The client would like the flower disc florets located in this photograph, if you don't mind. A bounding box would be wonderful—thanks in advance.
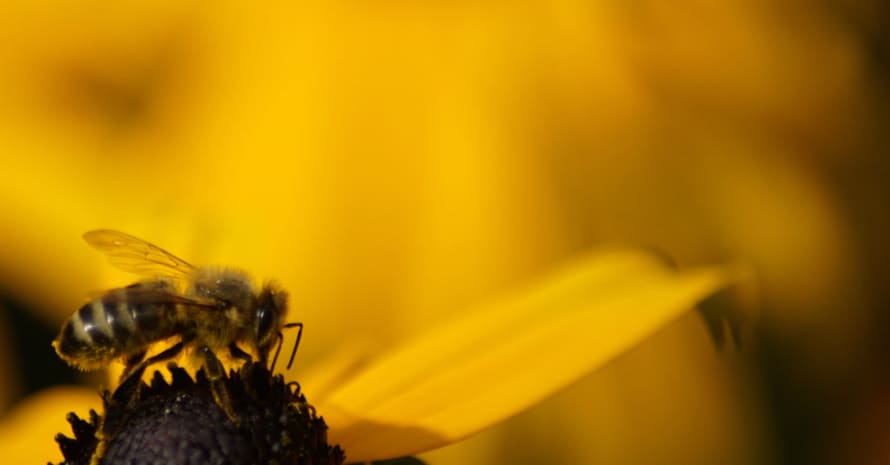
[52,362,344,465]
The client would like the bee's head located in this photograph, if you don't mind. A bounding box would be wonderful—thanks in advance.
[255,283,289,360]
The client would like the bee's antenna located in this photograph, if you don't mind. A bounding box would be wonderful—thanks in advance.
[270,322,304,372]
[284,322,303,370]
[270,332,285,372]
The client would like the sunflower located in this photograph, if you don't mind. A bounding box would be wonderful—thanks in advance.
[0,241,737,464]
[0,1,873,464]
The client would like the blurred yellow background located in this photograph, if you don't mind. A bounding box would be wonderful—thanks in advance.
[1,1,887,464]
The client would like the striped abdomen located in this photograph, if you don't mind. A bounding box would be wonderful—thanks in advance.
[54,288,179,370]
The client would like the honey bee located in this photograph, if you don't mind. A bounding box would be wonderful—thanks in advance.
[52,229,301,419]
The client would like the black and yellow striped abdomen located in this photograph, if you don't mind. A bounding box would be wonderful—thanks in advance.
[53,289,179,370]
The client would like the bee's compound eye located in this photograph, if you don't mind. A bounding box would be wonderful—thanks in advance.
[256,293,278,341]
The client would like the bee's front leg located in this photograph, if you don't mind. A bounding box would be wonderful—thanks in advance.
[199,345,239,424]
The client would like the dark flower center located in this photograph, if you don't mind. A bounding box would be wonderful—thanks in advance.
[53,362,344,465]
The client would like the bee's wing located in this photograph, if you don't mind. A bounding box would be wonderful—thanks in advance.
[83,229,196,280]
[101,282,218,308]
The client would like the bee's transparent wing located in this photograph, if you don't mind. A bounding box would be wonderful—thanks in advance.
[83,229,196,279]
[100,282,218,308]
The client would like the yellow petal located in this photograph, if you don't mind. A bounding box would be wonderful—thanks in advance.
[307,249,738,461]
[0,386,102,464]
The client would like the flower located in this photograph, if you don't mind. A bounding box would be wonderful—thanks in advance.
[56,363,346,465]
[1,1,869,463]
[0,246,737,464]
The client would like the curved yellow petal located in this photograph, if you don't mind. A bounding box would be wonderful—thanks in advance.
[0,386,102,464]
[310,249,738,462]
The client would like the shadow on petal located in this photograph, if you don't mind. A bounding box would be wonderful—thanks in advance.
[324,407,447,464]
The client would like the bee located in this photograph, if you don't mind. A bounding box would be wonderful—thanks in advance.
[52,229,301,419]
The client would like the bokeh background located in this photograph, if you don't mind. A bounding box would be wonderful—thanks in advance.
[1,1,888,464]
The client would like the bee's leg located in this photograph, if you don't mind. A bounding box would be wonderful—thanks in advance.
[112,342,185,406]
[199,345,239,424]
[119,349,148,383]
[227,342,252,363]
[102,342,184,437]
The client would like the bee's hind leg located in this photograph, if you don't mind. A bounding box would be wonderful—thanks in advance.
[118,349,147,383]
[112,343,185,406]
[104,342,185,435]
[228,342,252,363]
[199,345,239,424]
